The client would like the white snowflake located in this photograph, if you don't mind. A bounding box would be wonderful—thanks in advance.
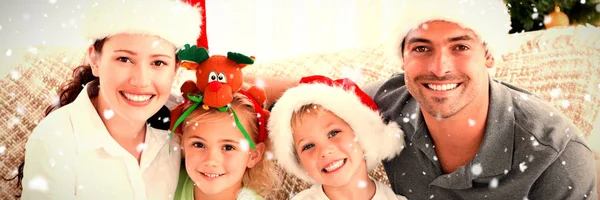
[508,106,513,112]
[471,163,483,176]
[504,147,508,152]
[420,23,428,30]
[254,78,265,89]
[0,24,2,31]
[403,117,409,123]
[531,13,539,19]
[504,169,509,174]
[162,117,170,123]
[550,88,561,99]
[596,4,600,12]
[561,161,566,165]
[48,0,57,4]
[8,117,21,128]
[358,180,367,188]
[520,93,529,100]
[532,140,539,147]
[5,49,12,56]
[528,155,535,162]
[425,143,429,148]
[239,139,250,152]
[10,70,20,80]
[103,109,114,119]
[489,178,499,188]
[0,145,6,155]
[584,94,591,101]
[430,194,435,199]
[468,119,476,127]
[62,57,68,63]
[581,0,586,4]
[433,156,438,161]
[410,113,417,119]
[136,143,146,152]
[568,185,572,190]
[152,41,160,48]
[231,122,236,127]
[265,151,274,160]
[28,176,49,192]
[519,162,528,172]
[549,112,554,117]
[561,100,570,108]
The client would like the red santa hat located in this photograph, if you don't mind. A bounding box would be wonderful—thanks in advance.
[268,75,405,184]
[81,0,202,49]
[388,0,512,61]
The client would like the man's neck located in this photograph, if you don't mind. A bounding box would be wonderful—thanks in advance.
[322,164,376,200]
[421,90,490,174]
[193,183,243,200]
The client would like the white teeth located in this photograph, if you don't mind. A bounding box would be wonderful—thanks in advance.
[122,93,152,102]
[324,159,345,172]
[427,83,458,91]
[201,172,223,178]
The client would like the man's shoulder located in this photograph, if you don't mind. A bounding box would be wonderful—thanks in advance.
[363,73,414,113]
[498,80,588,152]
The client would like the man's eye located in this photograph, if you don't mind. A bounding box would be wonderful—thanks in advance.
[192,142,204,148]
[222,145,235,151]
[328,130,341,138]
[454,45,470,51]
[117,57,132,63]
[413,46,429,52]
[302,143,315,151]
[153,60,167,66]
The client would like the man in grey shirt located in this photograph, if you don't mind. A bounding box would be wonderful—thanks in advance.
[364,0,598,199]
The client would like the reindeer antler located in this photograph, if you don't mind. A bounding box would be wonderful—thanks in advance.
[177,44,210,63]
[227,52,255,65]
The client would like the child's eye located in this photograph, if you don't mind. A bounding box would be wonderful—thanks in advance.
[117,57,132,63]
[153,60,167,66]
[222,145,235,151]
[302,143,315,151]
[328,130,341,138]
[192,142,204,148]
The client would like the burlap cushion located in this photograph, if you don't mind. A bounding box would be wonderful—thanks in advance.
[1,26,598,199]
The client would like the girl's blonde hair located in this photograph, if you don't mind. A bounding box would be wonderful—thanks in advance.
[181,92,279,197]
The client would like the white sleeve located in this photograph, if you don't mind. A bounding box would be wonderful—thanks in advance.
[21,138,76,200]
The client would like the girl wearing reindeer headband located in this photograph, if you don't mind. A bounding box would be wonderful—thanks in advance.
[20,0,201,199]
[170,45,277,200]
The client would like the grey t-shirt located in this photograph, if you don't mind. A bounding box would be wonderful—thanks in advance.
[366,73,597,200]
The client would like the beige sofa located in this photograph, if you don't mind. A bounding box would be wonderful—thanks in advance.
[1,26,599,199]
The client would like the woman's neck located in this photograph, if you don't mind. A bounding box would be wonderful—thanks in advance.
[322,163,376,200]
[92,96,146,163]
[193,182,243,200]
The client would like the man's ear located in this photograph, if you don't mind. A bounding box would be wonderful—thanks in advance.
[246,142,265,168]
[485,53,495,69]
[87,46,100,77]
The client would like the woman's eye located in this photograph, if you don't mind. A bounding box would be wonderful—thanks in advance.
[222,145,235,151]
[302,143,315,151]
[328,130,341,138]
[413,46,429,53]
[117,57,132,63]
[153,60,167,66]
[192,142,204,148]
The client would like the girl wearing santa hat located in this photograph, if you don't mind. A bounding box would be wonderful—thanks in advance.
[20,0,202,199]
[268,75,408,200]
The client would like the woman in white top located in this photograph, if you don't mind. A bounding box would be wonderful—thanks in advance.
[19,0,202,199]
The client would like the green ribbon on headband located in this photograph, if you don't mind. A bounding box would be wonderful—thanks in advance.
[169,93,257,153]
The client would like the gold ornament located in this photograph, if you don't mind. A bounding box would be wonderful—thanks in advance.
[544,5,569,29]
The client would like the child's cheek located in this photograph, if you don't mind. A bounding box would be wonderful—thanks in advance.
[185,150,205,168]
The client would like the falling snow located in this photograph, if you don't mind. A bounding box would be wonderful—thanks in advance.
[471,163,483,176]
[0,24,2,31]
[596,4,600,12]
[508,106,513,112]
[520,93,529,100]
[62,57,68,63]
[433,156,438,161]
[239,139,249,152]
[6,49,12,56]
[358,180,367,188]
[152,41,160,48]
[519,162,528,172]
[489,178,499,188]
[568,185,572,190]
[162,117,170,123]
[231,122,236,127]
[103,109,115,119]
[531,13,539,19]
[422,171,426,175]
[550,88,561,99]
[265,151,274,160]
[410,113,417,119]
[403,117,409,123]
[0,146,6,155]
[430,194,435,199]
[468,119,476,127]
[28,176,49,192]
[561,100,570,108]
[8,117,21,128]
[504,169,509,174]
[49,0,57,4]
[584,94,591,101]
[136,143,146,152]
[562,161,566,165]
[581,0,586,4]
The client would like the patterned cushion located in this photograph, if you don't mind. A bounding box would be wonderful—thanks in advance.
[1,26,599,199]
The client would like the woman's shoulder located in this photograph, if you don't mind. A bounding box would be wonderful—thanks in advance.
[29,104,76,141]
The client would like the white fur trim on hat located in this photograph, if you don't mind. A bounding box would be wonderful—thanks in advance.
[268,83,405,184]
[386,0,511,61]
[81,0,201,49]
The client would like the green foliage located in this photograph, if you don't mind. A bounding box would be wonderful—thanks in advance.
[505,0,600,33]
